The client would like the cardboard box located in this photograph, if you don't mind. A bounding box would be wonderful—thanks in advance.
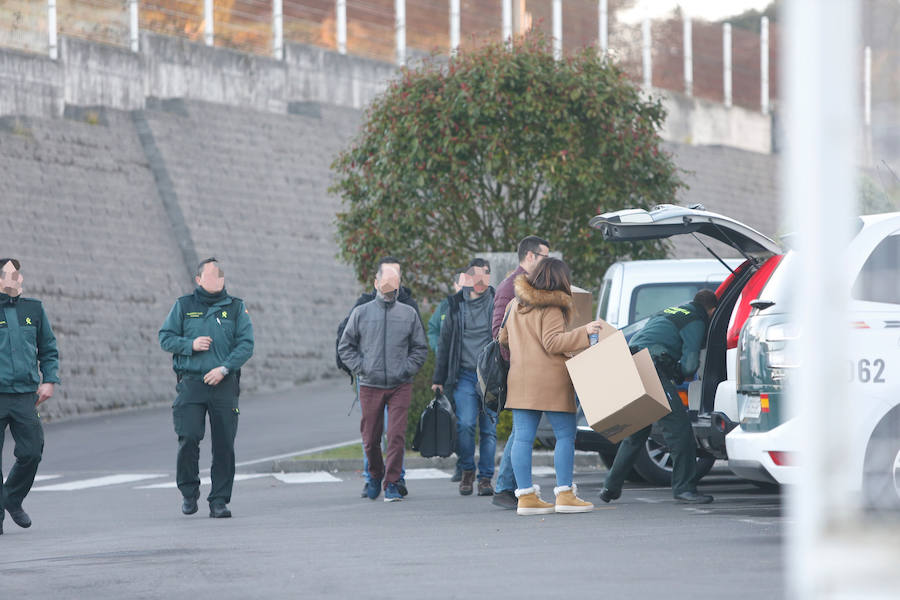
[566,330,671,443]
[569,285,594,330]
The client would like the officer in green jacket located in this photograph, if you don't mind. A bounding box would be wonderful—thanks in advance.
[0,258,60,535]
[599,289,718,505]
[159,258,253,519]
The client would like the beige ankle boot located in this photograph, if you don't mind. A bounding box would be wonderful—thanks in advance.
[554,484,594,513]
[515,485,555,516]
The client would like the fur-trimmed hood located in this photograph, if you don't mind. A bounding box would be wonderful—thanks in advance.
[514,274,574,322]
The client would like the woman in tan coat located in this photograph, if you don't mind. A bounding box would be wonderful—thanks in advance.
[499,258,606,515]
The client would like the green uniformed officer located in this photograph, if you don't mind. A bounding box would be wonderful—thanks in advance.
[0,258,60,535]
[599,289,718,505]
[159,258,253,519]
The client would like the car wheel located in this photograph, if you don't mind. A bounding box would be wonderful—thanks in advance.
[632,439,716,487]
[863,408,900,511]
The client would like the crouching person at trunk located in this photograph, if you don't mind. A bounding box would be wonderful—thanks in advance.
[499,258,606,516]
[338,264,428,502]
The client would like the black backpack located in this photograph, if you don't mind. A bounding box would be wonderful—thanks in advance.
[477,308,510,414]
[412,391,457,458]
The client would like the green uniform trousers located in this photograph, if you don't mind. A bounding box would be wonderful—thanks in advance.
[0,392,44,521]
[173,376,239,505]
[603,360,698,497]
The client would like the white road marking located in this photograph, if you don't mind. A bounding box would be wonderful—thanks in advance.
[34,474,61,482]
[402,468,449,480]
[232,439,361,468]
[136,473,270,489]
[532,466,556,476]
[272,472,342,484]
[33,474,166,491]
[740,518,776,526]
[635,497,665,503]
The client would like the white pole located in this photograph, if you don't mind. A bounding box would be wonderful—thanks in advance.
[129,0,139,52]
[552,0,562,60]
[683,15,693,96]
[395,0,406,66]
[642,18,652,89]
[784,1,859,599]
[450,0,460,54]
[723,23,732,107]
[502,0,512,45]
[761,15,769,114]
[864,46,871,126]
[48,0,57,59]
[336,0,347,55]
[599,0,608,56]
[273,0,283,59]
[204,0,214,47]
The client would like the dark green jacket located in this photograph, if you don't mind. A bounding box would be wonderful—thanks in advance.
[629,301,708,379]
[159,290,254,378]
[0,294,60,393]
[426,297,450,355]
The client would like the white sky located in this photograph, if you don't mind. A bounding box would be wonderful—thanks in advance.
[618,0,773,24]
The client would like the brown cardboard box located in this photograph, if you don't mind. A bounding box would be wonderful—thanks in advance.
[569,285,594,330]
[565,330,671,443]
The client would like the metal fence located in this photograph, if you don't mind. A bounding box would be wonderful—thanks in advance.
[1,0,787,112]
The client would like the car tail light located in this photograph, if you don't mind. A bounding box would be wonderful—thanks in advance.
[678,390,688,407]
[726,255,784,349]
[768,451,794,466]
[760,393,770,413]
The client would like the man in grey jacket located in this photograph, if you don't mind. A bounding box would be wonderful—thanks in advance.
[338,264,428,502]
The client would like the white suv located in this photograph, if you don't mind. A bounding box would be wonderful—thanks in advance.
[727,212,900,508]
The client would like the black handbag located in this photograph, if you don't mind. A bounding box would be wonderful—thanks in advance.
[412,391,458,458]
[477,308,511,414]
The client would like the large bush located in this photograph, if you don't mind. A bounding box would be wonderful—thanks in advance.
[332,31,682,296]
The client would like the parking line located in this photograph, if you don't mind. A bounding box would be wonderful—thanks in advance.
[33,474,166,491]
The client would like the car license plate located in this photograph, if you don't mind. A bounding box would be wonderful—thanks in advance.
[742,396,761,421]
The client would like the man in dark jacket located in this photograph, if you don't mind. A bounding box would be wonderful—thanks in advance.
[159,258,254,518]
[339,256,421,497]
[427,269,465,354]
[339,264,428,502]
[599,290,718,505]
[490,236,550,509]
[0,258,60,535]
[432,258,496,497]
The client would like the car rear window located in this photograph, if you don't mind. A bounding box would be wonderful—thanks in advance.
[853,233,900,305]
[629,282,721,324]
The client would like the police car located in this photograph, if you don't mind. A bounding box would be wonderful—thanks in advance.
[727,212,900,508]
[587,204,784,482]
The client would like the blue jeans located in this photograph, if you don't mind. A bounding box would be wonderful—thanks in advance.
[454,369,496,479]
[495,429,516,492]
[511,409,576,490]
[360,383,406,484]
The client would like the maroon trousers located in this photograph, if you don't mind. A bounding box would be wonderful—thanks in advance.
[359,383,412,488]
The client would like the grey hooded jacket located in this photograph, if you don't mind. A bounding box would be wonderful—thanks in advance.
[338,296,428,389]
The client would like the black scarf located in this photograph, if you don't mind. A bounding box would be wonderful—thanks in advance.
[193,286,228,306]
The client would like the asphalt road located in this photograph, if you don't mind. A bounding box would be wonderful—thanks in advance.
[0,379,785,599]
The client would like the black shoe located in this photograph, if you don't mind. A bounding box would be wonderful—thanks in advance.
[491,490,518,510]
[7,506,31,528]
[674,491,714,504]
[361,483,369,498]
[181,497,198,515]
[397,479,408,497]
[450,466,462,482]
[209,503,232,518]
[598,487,621,503]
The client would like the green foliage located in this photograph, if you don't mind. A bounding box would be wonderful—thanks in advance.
[332,30,682,296]
[858,175,900,215]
